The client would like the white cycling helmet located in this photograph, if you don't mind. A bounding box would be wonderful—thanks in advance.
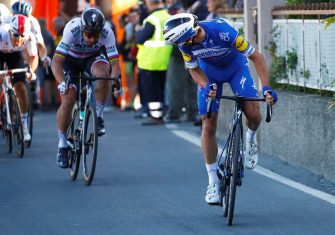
[9,14,31,37]
[163,13,200,45]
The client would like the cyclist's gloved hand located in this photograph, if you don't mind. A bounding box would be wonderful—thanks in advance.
[262,86,278,104]
[58,81,67,95]
[205,83,217,98]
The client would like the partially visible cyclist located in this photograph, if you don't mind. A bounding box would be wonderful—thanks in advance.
[0,3,10,26]
[163,13,278,205]
[0,14,37,142]
[10,1,51,108]
[51,8,121,169]
[10,1,50,67]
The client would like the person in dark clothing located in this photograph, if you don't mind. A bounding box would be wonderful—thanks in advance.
[38,18,57,110]
[135,0,172,125]
[181,0,208,20]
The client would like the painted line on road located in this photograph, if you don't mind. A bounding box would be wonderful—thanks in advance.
[171,129,335,206]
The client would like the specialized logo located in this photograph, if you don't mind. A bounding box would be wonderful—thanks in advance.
[219,32,229,41]
[240,76,246,90]
[234,35,249,52]
[92,13,97,22]
[181,52,192,62]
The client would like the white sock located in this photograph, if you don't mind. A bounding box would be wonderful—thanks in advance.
[96,101,105,118]
[206,163,219,185]
[246,128,257,143]
[21,113,28,130]
[58,131,67,148]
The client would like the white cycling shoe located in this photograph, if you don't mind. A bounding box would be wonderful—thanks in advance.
[23,128,31,142]
[205,182,220,205]
[245,141,258,169]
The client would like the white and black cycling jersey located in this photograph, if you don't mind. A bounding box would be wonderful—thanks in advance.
[0,29,37,56]
[55,18,119,62]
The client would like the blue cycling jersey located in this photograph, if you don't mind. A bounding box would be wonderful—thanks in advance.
[179,18,255,73]
[178,18,258,115]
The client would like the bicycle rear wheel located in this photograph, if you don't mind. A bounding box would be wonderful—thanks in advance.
[227,124,242,226]
[25,83,33,148]
[82,104,98,185]
[68,105,80,181]
[9,91,24,158]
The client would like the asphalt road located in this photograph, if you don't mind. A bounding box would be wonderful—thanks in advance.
[0,109,334,235]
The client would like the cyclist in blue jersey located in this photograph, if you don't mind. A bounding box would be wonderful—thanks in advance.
[163,13,278,205]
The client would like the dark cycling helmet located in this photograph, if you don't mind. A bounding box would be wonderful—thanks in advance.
[12,1,32,17]
[163,13,200,45]
[81,8,105,33]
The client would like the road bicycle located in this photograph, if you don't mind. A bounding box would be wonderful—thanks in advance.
[65,71,120,185]
[0,68,29,157]
[207,95,272,226]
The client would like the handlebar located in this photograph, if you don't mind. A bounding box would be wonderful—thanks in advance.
[64,72,121,93]
[206,95,273,123]
[0,67,29,76]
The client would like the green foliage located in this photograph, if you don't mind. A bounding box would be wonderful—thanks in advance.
[324,16,335,30]
[286,49,298,71]
[303,70,311,79]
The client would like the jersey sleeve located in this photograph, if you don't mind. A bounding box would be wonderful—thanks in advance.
[101,23,119,63]
[218,19,255,57]
[54,20,77,58]
[29,16,44,44]
[26,33,38,56]
[178,45,198,69]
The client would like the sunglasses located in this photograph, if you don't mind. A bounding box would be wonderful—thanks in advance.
[11,31,25,38]
[83,31,101,39]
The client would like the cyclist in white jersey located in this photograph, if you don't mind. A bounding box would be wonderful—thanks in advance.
[11,1,50,66]
[0,3,10,26]
[0,14,37,141]
[51,8,121,169]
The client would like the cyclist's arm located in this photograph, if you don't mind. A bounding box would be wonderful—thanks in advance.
[189,67,209,89]
[110,59,120,78]
[248,50,270,88]
[51,54,66,84]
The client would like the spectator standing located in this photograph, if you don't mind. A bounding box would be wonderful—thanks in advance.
[52,16,66,46]
[136,0,172,125]
[124,8,140,110]
[164,0,198,123]
[206,0,227,20]
[181,0,208,20]
[38,18,57,110]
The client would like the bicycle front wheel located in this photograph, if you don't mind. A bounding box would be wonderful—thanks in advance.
[0,100,12,153]
[9,91,24,158]
[227,124,242,226]
[68,105,80,181]
[82,104,98,185]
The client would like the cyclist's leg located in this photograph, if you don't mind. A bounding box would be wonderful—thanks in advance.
[86,52,111,135]
[198,82,222,204]
[229,61,260,169]
[6,52,30,141]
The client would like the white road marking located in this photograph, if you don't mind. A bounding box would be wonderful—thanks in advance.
[171,129,335,206]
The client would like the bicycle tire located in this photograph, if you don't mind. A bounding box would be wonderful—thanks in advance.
[0,100,12,153]
[68,106,80,181]
[227,124,242,226]
[223,134,234,217]
[9,91,24,158]
[25,83,33,148]
[82,104,98,185]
